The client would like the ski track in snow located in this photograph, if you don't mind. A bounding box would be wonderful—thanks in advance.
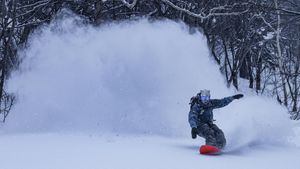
[1,12,300,169]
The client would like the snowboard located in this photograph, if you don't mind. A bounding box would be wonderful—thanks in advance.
[199,145,221,155]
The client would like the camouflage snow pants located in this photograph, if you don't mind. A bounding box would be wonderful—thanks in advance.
[197,123,226,149]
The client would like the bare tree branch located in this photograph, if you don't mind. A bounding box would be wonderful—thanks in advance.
[161,0,249,21]
[16,0,52,10]
[119,0,138,9]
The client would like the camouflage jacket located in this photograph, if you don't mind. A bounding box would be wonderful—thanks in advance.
[188,96,234,128]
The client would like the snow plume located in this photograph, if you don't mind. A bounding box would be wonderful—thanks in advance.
[4,11,295,147]
[6,13,224,135]
[217,96,294,150]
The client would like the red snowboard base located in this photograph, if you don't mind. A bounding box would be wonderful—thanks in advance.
[199,145,221,155]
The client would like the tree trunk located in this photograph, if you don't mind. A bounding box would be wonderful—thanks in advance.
[239,56,249,80]
[222,38,230,86]
[247,55,253,89]
[256,55,262,92]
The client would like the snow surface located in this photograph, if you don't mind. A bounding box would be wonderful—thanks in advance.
[0,133,299,169]
[1,12,300,169]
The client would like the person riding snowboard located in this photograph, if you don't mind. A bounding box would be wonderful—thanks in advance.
[188,89,243,149]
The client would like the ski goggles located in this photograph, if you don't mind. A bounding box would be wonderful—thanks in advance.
[200,95,210,101]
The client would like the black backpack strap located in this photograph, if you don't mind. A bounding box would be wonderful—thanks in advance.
[189,96,199,109]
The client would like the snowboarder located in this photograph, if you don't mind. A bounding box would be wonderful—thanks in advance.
[188,89,243,149]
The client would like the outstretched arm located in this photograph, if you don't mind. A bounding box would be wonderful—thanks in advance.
[211,97,234,109]
[211,94,244,109]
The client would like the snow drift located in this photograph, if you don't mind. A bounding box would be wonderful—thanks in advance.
[4,12,295,148]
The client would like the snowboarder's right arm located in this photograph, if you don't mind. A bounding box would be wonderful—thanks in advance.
[188,104,199,128]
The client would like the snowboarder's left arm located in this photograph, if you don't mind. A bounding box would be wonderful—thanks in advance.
[211,94,244,109]
[211,97,234,109]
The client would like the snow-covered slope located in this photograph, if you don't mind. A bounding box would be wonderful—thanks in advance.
[0,133,299,169]
[1,13,299,169]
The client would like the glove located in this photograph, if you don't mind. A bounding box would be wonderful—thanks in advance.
[191,127,198,139]
[232,94,244,100]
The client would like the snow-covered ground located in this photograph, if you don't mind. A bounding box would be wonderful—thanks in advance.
[1,12,300,169]
[0,133,299,169]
